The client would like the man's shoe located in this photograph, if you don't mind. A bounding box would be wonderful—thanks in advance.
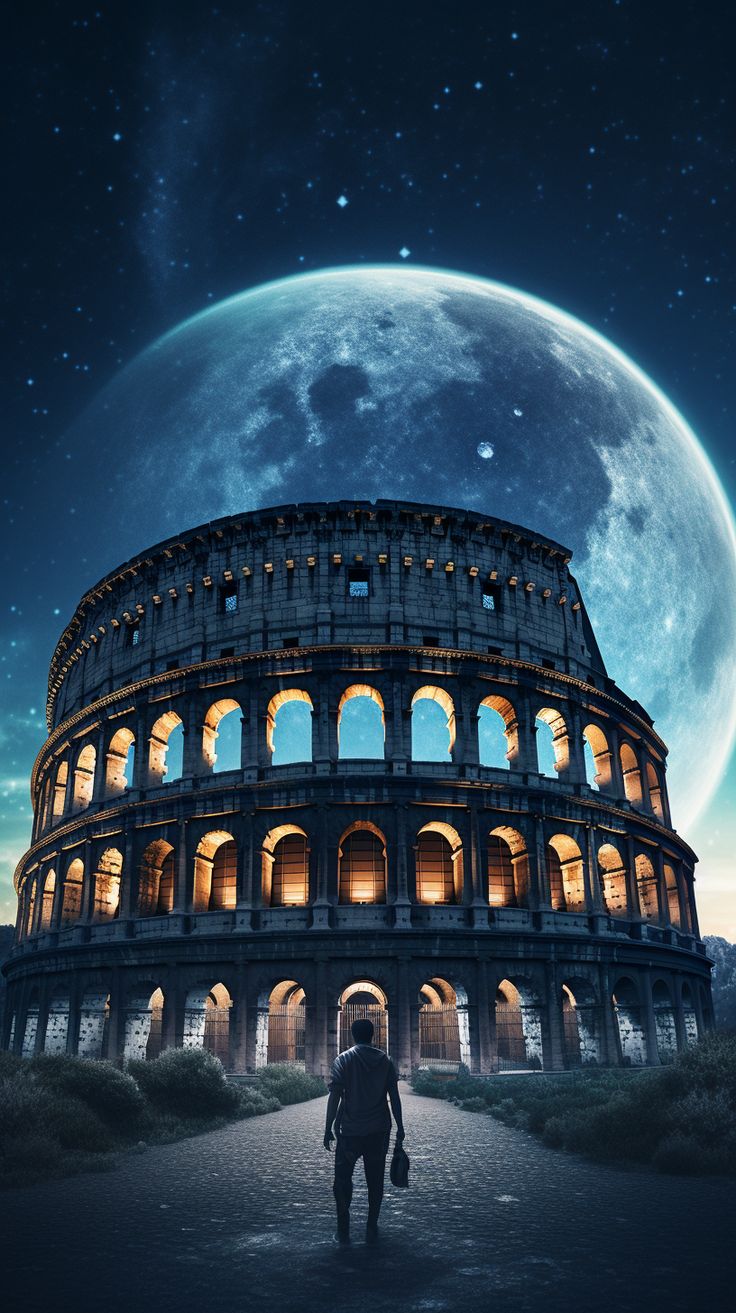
[365,1223,379,1245]
[333,1230,350,1248]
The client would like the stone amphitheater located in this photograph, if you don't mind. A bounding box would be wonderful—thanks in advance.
[2,499,713,1074]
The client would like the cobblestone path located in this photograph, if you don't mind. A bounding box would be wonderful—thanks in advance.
[2,1086,734,1313]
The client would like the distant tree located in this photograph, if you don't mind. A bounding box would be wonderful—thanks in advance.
[704,937,736,1031]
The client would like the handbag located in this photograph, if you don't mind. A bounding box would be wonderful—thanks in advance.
[390,1140,410,1188]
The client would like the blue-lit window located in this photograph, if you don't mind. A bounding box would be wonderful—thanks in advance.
[482,592,495,611]
[131,625,141,646]
[348,568,370,599]
[222,587,238,614]
[482,584,501,612]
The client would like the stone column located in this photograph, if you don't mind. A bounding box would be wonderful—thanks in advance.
[91,724,108,808]
[106,966,125,1063]
[637,746,653,813]
[230,964,248,1072]
[238,811,255,909]
[475,959,493,1074]
[606,726,626,800]
[51,863,66,930]
[310,957,329,1078]
[624,835,642,923]
[394,956,412,1076]
[600,964,620,1066]
[529,814,547,910]
[652,847,669,926]
[584,823,605,914]
[81,837,95,922]
[642,974,661,1066]
[386,678,409,770]
[183,696,207,778]
[543,964,565,1071]
[120,829,137,920]
[311,806,331,929]
[514,692,539,774]
[175,819,189,912]
[685,868,700,939]
[392,805,411,928]
[132,710,150,790]
[565,708,588,787]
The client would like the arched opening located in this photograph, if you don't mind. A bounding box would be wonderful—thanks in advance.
[487,826,530,907]
[338,823,387,904]
[635,853,659,921]
[561,980,601,1067]
[52,760,68,822]
[123,985,165,1061]
[60,857,84,926]
[411,685,455,762]
[619,741,643,806]
[478,695,518,769]
[495,979,543,1070]
[39,869,56,931]
[149,711,184,784]
[597,843,628,918]
[92,848,123,922]
[267,689,313,765]
[77,989,110,1059]
[418,977,470,1070]
[415,823,463,904]
[105,726,135,796]
[73,743,96,811]
[663,863,681,928]
[193,831,237,912]
[183,982,233,1066]
[535,707,569,777]
[546,834,586,913]
[44,988,70,1055]
[681,982,699,1045]
[652,981,677,1063]
[263,980,306,1066]
[646,761,665,820]
[203,698,242,773]
[262,826,310,906]
[612,977,647,1065]
[582,723,611,791]
[338,980,388,1054]
[138,840,175,916]
[337,684,385,759]
[21,990,40,1058]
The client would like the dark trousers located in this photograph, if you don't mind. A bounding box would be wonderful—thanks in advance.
[333,1129,390,1233]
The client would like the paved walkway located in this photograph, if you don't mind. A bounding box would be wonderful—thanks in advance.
[1,1086,734,1313]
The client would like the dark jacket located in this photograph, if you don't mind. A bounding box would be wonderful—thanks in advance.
[328,1044,398,1136]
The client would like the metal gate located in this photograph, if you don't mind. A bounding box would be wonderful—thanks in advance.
[339,1002,387,1053]
[203,1006,231,1066]
[495,1003,543,1071]
[419,1004,461,1067]
[267,1005,306,1065]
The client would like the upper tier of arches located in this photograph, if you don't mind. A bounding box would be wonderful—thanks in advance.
[31,676,671,842]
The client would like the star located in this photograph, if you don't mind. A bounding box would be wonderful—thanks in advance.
[336,194,349,208]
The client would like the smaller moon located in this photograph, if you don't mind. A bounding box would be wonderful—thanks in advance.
[477,441,495,459]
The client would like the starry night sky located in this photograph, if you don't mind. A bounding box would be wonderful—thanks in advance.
[2,1,734,930]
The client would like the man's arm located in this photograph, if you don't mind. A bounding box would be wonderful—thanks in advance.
[323,1088,341,1151]
[388,1063,405,1142]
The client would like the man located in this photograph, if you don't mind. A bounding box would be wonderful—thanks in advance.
[323,1016,405,1247]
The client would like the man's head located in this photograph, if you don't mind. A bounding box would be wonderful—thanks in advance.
[351,1017,374,1045]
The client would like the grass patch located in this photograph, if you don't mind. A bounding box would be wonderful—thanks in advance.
[0,1049,323,1190]
[411,1032,736,1176]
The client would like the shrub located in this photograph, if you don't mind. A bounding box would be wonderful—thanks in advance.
[32,1055,144,1132]
[255,1064,326,1105]
[238,1086,282,1117]
[128,1047,240,1119]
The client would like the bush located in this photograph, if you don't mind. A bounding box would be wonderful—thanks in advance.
[255,1064,326,1105]
[239,1086,282,1117]
[33,1055,144,1132]
[128,1047,240,1119]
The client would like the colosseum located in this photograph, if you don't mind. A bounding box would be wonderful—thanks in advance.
[2,499,713,1075]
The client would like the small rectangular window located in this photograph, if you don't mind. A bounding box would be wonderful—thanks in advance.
[282,636,298,649]
[348,567,370,599]
[129,623,141,647]
[542,659,556,671]
[222,586,238,614]
[482,584,501,612]
[166,659,179,671]
[423,635,439,647]
[220,647,235,658]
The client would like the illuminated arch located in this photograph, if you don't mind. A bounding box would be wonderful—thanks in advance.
[646,760,665,820]
[193,831,237,912]
[39,869,56,931]
[619,741,643,806]
[338,822,387,904]
[635,852,659,921]
[411,685,456,760]
[51,760,68,822]
[138,839,175,916]
[415,821,463,904]
[262,824,310,906]
[105,726,135,796]
[597,842,628,917]
[487,825,530,907]
[582,723,611,791]
[149,710,184,783]
[202,698,242,772]
[60,857,84,925]
[337,684,385,759]
[546,833,586,913]
[93,847,123,922]
[72,742,96,811]
[267,688,313,763]
[478,694,518,768]
[535,707,570,776]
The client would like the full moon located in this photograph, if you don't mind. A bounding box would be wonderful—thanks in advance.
[69,266,736,828]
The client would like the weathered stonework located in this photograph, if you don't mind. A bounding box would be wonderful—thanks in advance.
[1,500,713,1075]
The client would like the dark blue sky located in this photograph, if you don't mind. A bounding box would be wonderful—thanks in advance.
[1,0,734,928]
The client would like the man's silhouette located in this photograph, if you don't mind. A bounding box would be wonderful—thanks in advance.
[323,1017,405,1246]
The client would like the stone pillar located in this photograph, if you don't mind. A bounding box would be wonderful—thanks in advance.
[392,805,411,928]
[91,724,108,808]
[230,964,248,1072]
[529,814,547,910]
[183,696,207,778]
[120,829,136,920]
[624,835,642,922]
[600,964,620,1066]
[584,823,605,914]
[35,978,51,1055]
[637,746,653,813]
[311,806,331,928]
[238,811,255,909]
[515,693,539,773]
[386,679,409,770]
[394,956,412,1076]
[106,966,125,1063]
[175,819,188,912]
[310,957,329,1078]
[606,726,626,801]
[566,708,588,788]
[81,837,95,922]
[685,868,700,939]
[51,863,65,930]
[475,959,493,1074]
[67,974,84,1056]
[543,964,565,1071]
[132,710,150,790]
[642,974,661,1066]
[652,847,669,926]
